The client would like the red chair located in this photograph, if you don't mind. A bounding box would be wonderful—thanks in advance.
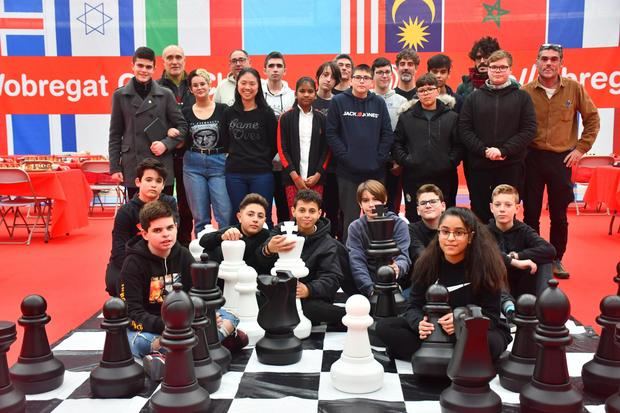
[572,155,615,215]
[80,160,127,216]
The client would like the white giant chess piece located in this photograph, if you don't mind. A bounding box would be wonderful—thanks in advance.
[218,240,246,313]
[188,225,216,261]
[271,221,311,339]
[330,295,384,393]
[234,264,264,346]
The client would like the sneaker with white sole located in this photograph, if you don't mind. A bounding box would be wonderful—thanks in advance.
[143,352,166,381]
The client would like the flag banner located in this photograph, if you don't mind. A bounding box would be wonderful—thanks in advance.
[548,0,619,49]
[385,0,442,52]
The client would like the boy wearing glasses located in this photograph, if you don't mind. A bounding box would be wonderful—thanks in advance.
[522,43,600,279]
[393,73,462,222]
[408,184,446,266]
[326,64,394,242]
[459,49,537,224]
[215,49,251,106]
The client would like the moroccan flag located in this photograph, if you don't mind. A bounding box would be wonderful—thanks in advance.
[385,0,443,53]
[444,0,546,53]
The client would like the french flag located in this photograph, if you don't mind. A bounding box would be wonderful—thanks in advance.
[547,0,619,48]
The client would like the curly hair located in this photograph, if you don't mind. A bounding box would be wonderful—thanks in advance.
[468,36,501,61]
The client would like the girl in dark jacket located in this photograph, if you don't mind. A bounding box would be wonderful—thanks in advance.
[277,77,330,216]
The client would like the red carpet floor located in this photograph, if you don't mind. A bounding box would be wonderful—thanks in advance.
[1,205,619,366]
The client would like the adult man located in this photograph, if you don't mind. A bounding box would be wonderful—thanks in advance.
[214,49,251,106]
[371,57,407,214]
[333,54,354,94]
[456,36,500,99]
[109,47,187,199]
[262,51,295,225]
[427,54,463,113]
[394,48,420,101]
[158,45,194,246]
[326,64,393,242]
[459,50,537,224]
[523,44,600,279]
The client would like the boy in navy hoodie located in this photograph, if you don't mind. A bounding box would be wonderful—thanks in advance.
[326,64,394,242]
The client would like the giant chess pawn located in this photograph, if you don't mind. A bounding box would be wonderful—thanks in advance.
[368,265,398,347]
[440,306,501,413]
[189,253,231,374]
[235,265,264,346]
[9,295,64,394]
[582,294,620,396]
[90,297,144,398]
[520,279,583,413]
[615,261,620,296]
[150,284,210,413]
[218,240,246,313]
[412,283,454,378]
[256,270,302,365]
[188,226,215,261]
[191,296,222,394]
[330,295,384,393]
[0,321,25,413]
[498,294,538,392]
[604,322,620,412]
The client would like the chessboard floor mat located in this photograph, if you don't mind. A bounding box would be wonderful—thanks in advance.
[17,302,611,413]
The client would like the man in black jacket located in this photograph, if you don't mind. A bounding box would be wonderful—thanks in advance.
[459,50,537,223]
[261,190,346,325]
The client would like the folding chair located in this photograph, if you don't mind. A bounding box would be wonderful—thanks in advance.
[80,160,127,216]
[572,155,615,215]
[0,168,51,245]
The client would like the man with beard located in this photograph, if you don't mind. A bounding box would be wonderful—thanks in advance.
[456,36,501,99]
[394,48,419,101]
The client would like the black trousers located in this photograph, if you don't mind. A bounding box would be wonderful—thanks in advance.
[323,172,343,240]
[273,171,289,224]
[402,171,457,223]
[385,167,403,215]
[174,153,193,246]
[375,316,508,361]
[523,149,573,260]
[301,299,346,326]
[467,162,524,224]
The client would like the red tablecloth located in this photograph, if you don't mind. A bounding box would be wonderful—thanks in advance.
[6,169,92,238]
[583,166,620,211]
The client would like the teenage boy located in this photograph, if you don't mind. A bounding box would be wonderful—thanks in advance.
[488,184,556,298]
[427,53,463,113]
[121,201,245,362]
[106,158,178,297]
[408,184,446,265]
[108,46,187,199]
[333,54,354,94]
[347,180,411,297]
[215,49,251,106]
[261,190,346,325]
[199,193,272,273]
[326,64,393,242]
[394,48,420,100]
[315,61,341,116]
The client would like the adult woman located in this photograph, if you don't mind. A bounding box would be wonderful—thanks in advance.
[182,68,232,235]
[376,207,511,361]
[221,67,278,227]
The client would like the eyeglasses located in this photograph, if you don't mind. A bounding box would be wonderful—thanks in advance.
[417,87,438,95]
[267,63,284,69]
[230,57,247,64]
[418,198,441,206]
[474,54,489,61]
[539,43,563,53]
[488,65,510,72]
[374,70,392,77]
[438,229,471,240]
[352,75,372,82]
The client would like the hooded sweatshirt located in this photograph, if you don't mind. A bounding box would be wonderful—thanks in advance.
[326,89,394,181]
[262,79,295,118]
[486,218,556,268]
[372,89,408,131]
[120,237,194,334]
[214,73,237,107]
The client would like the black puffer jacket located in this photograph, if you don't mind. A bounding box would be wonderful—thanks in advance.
[459,82,537,170]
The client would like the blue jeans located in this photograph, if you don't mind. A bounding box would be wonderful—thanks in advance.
[183,151,232,235]
[226,172,274,227]
[126,309,239,358]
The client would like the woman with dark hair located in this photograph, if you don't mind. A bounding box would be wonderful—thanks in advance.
[221,67,278,227]
[375,207,511,361]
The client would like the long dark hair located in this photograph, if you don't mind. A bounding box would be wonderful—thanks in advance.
[413,207,507,294]
[232,67,270,112]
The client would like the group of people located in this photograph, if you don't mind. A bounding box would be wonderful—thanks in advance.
[107,36,600,364]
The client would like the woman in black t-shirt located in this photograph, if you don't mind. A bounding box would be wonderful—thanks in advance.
[182,68,232,235]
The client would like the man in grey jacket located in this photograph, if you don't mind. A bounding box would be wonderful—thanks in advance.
[108,47,187,198]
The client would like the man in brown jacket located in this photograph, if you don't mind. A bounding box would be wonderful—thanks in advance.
[523,43,600,279]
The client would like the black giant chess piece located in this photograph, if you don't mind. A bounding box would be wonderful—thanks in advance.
[440,306,502,413]
[604,322,620,412]
[9,295,64,394]
[150,283,210,413]
[366,204,406,313]
[520,279,583,413]
[368,265,398,347]
[498,294,538,392]
[189,253,231,373]
[615,261,620,296]
[582,293,620,396]
[191,296,222,394]
[90,297,144,398]
[0,321,25,413]
[412,283,454,378]
[256,270,302,365]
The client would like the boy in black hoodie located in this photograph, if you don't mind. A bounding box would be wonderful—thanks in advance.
[488,184,556,298]
[261,189,346,325]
